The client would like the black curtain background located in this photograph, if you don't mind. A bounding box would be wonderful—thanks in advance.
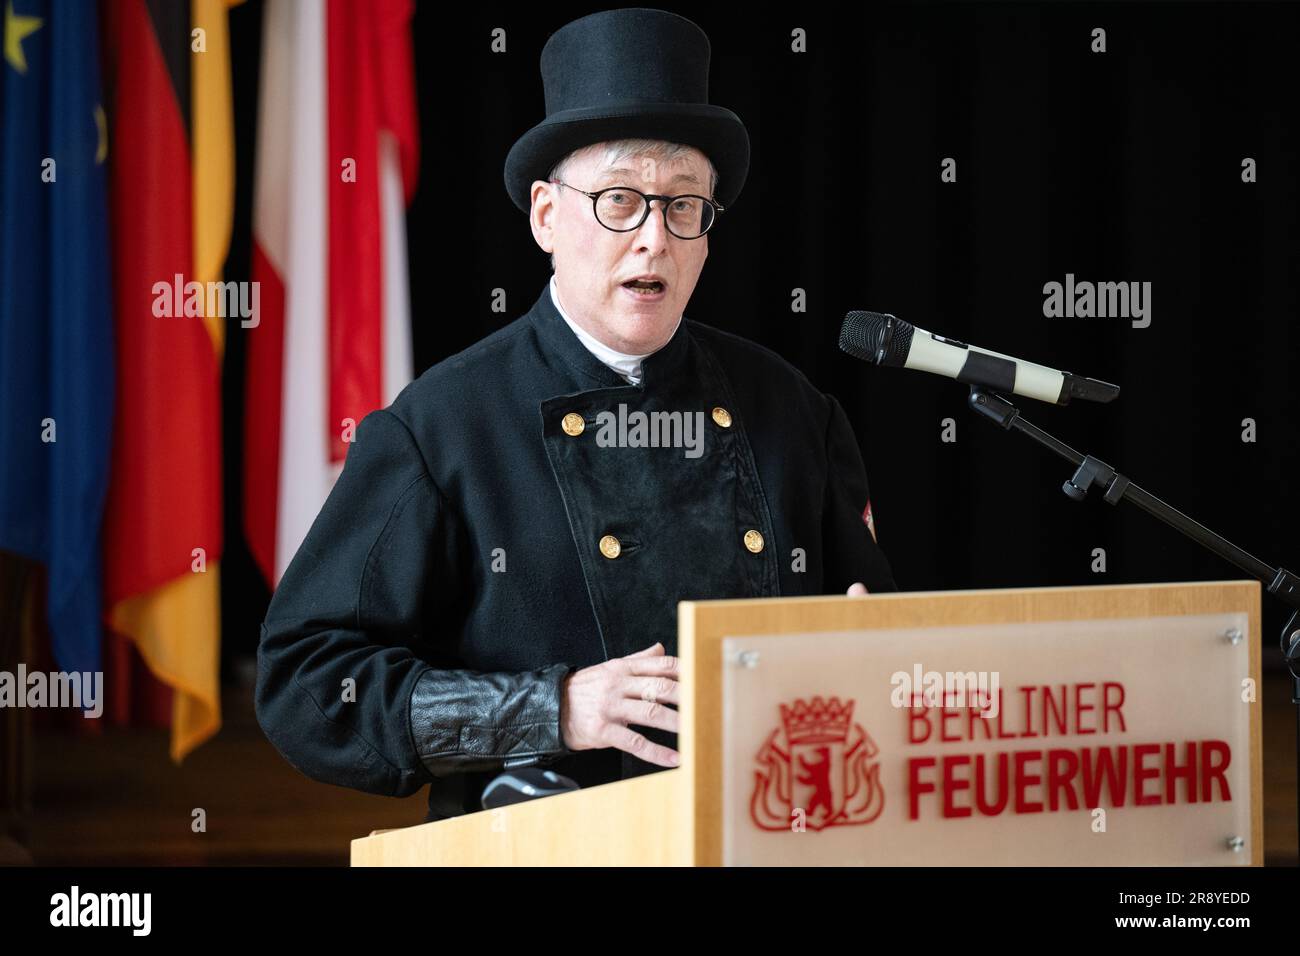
[220,1,1300,675]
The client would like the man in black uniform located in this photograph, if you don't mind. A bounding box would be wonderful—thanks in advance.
[255,8,897,822]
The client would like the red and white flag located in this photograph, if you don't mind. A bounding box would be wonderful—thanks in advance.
[244,0,419,588]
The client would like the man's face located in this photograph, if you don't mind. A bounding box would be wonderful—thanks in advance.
[531,145,712,355]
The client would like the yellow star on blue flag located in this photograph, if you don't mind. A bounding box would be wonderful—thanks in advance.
[4,0,42,74]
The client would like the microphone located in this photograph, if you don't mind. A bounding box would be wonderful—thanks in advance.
[839,311,1119,405]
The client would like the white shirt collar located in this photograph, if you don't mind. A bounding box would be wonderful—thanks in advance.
[549,275,680,386]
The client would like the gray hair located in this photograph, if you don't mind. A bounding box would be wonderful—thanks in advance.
[544,139,720,270]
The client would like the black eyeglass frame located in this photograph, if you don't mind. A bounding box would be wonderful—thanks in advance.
[549,179,724,240]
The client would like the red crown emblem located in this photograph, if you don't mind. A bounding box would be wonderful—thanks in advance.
[779,696,854,746]
[752,695,884,832]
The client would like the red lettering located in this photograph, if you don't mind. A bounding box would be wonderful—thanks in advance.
[908,757,937,819]
[995,689,1015,739]
[1082,746,1128,807]
[1043,684,1069,735]
[1014,749,1044,813]
[1018,687,1037,738]
[1103,682,1126,733]
[940,706,961,742]
[974,752,1009,816]
[1165,741,1198,804]
[1046,747,1080,811]
[968,701,993,741]
[942,754,972,817]
[908,706,931,744]
[1199,740,1232,802]
[1075,682,1096,735]
[1133,743,1161,805]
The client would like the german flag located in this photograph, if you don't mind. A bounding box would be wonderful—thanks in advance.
[100,0,239,762]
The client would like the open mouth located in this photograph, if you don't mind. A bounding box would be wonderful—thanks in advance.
[622,279,666,296]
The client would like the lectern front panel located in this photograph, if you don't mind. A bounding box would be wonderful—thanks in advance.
[720,613,1255,866]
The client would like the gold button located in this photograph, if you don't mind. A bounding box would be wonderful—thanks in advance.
[562,412,585,436]
[743,529,764,553]
[599,535,621,559]
[711,407,732,428]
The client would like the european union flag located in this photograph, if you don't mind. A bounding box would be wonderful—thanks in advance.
[0,0,113,674]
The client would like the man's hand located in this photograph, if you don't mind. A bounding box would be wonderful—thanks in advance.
[559,642,680,767]
[847,582,869,596]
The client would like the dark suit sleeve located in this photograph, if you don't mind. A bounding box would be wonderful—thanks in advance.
[820,394,899,594]
[254,408,572,798]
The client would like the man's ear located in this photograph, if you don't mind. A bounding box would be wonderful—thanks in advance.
[529,180,556,254]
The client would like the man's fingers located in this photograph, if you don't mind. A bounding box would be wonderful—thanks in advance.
[624,675,679,706]
[624,642,664,658]
[610,697,680,735]
[623,651,679,678]
[610,724,680,768]
[846,581,869,596]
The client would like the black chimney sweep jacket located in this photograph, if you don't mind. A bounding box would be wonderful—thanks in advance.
[255,282,897,822]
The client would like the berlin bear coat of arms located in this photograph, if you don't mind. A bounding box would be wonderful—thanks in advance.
[751,695,885,831]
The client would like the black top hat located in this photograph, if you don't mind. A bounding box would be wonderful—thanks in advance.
[503,8,750,213]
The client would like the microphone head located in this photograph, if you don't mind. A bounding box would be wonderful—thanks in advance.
[839,311,914,366]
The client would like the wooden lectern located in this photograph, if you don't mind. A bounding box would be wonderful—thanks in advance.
[351,581,1263,866]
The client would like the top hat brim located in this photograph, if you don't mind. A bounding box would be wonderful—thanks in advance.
[503,102,750,214]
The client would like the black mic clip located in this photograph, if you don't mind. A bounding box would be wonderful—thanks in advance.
[1062,456,1130,504]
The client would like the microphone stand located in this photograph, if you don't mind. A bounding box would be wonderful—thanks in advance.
[967,385,1300,863]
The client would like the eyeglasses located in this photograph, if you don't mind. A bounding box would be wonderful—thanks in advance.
[549,180,723,240]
